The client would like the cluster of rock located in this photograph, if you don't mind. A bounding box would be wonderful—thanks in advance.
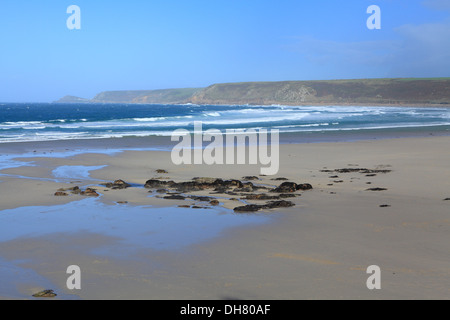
[145,178,311,194]
[145,177,252,193]
[366,187,388,192]
[320,168,392,176]
[101,179,131,190]
[53,173,313,213]
[54,186,99,197]
[54,179,132,197]
[32,290,57,298]
[144,177,312,212]
[233,200,295,213]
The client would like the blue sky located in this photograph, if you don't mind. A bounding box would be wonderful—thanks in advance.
[0,0,449,102]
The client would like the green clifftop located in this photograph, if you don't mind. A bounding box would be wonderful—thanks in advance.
[189,79,450,106]
[55,78,450,106]
[91,88,202,104]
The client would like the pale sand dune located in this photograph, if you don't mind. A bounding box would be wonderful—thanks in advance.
[0,136,449,299]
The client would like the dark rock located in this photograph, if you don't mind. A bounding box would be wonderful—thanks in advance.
[242,176,260,181]
[444,198,450,201]
[163,195,186,200]
[117,201,128,204]
[192,177,219,184]
[322,168,392,174]
[271,177,289,181]
[178,205,191,208]
[174,181,208,192]
[366,188,388,191]
[270,182,312,192]
[264,200,295,209]
[32,290,57,298]
[234,204,264,213]
[81,188,99,197]
[233,187,253,193]
[243,194,280,201]
[210,200,220,206]
[71,186,81,194]
[145,178,247,193]
[104,179,131,190]
[156,169,168,174]
[279,194,297,198]
[379,204,391,208]
[335,168,365,173]
[189,196,215,202]
[234,200,295,212]
[224,180,244,189]
[144,179,175,189]
[271,182,298,193]
[211,187,230,193]
[252,186,270,191]
[296,183,313,191]
[54,191,68,196]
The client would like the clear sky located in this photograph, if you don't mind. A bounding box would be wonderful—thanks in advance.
[0,0,449,102]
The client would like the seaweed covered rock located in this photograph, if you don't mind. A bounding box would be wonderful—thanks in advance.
[32,290,57,298]
[103,179,131,190]
[270,181,312,193]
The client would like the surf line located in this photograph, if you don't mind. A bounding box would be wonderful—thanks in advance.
[171,121,279,175]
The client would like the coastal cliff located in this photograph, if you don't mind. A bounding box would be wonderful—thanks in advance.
[55,78,450,106]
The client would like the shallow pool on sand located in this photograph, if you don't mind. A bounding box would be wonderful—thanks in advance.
[0,197,269,254]
[0,198,270,298]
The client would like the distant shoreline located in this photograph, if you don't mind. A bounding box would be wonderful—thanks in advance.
[1,125,449,155]
[53,78,450,106]
[50,102,450,108]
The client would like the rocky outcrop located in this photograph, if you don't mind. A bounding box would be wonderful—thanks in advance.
[270,182,313,193]
[145,178,311,195]
[103,179,131,190]
[55,186,99,197]
[81,188,100,197]
[32,290,57,298]
[234,200,295,213]
[144,177,312,213]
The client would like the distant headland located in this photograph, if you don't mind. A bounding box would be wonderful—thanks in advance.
[54,78,450,106]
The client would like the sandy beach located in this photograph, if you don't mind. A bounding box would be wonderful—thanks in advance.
[0,135,449,300]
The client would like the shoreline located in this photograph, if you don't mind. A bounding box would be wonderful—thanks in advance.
[1,124,449,155]
[41,101,450,108]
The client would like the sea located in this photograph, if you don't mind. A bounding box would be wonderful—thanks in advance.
[0,103,449,143]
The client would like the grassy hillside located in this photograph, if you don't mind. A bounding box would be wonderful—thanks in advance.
[91,88,202,104]
[188,78,450,106]
[55,78,450,106]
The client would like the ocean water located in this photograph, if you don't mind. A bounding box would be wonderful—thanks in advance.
[0,103,449,143]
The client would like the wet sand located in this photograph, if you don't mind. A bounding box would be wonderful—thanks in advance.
[0,135,449,299]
